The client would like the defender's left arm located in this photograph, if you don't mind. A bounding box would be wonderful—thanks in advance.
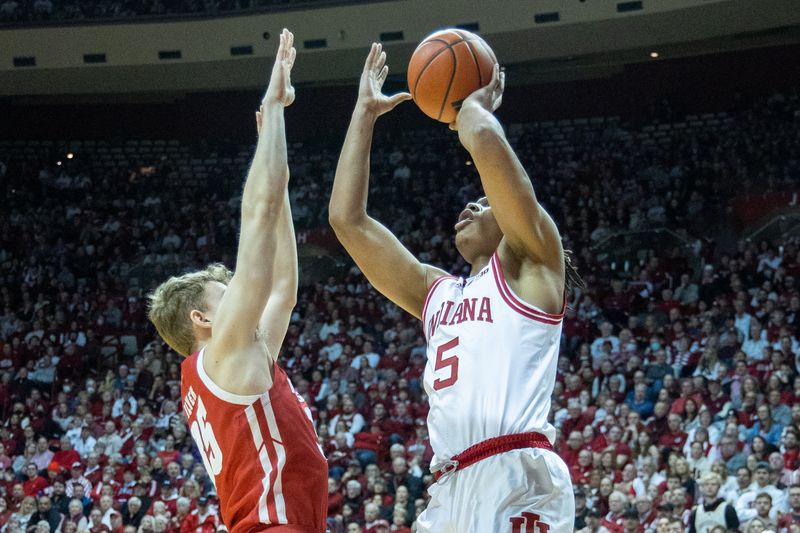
[255,107,297,361]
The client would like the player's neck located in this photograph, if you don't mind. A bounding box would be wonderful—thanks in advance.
[469,255,491,277]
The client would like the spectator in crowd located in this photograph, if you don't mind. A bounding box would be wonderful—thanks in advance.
[689,473,739,532]
[778,484,800,531]
[27,496,62,533]
[63,498,89,531]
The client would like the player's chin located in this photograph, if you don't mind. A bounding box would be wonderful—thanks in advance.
[454,232,474,261]
[454,231,465,252]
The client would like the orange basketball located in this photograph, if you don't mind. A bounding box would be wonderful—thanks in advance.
[407,29,497,124]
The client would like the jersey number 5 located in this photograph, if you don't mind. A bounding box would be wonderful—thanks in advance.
[190,398,223,480]
[433,337,460,390]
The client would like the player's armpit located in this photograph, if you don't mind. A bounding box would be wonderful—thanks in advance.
[331,216,447,320]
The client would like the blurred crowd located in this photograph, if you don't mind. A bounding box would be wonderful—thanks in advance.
[0,87,798,533]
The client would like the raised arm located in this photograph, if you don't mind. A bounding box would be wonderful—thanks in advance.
[251,105,298,361]
[261,192,298,360]
[328,44,446,320]
[208,29,296,360]
[454,66,565,305]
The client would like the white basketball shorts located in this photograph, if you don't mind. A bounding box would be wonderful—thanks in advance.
[415,448,575,533]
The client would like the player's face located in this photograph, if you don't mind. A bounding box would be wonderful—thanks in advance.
[454,197,503,264]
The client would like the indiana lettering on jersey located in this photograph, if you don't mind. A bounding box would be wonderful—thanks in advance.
[428,297,493,337]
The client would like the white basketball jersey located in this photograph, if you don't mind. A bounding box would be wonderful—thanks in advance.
[422,252,563,465]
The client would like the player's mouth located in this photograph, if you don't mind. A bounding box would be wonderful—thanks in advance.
[454,209,474,232]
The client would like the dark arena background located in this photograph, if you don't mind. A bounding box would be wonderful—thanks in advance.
[2,1,800,532]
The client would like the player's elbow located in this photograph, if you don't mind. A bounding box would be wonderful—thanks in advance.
[328,206,366,232]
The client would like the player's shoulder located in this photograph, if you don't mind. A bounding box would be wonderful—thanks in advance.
[421,270,458,318]
[424,264,455,291]
[494,241,565,318]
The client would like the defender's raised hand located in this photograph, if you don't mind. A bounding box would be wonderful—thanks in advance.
[264,28,297,107]
[356,43,411,117]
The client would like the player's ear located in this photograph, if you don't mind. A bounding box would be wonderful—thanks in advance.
[189,310,212,329]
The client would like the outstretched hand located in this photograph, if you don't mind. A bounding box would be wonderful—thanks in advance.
[357,43,411,117]
[264,28,297,107]
[450,63,504,131]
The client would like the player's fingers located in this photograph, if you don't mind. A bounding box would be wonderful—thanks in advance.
[388,92,411,107]
[285,30,293,52]
[377,65,389,85]
[493,95,503,112]
[375,51,387,74]
[364,43,377,71]
[492,64,501,88]
[287,46,297,68]
[372,43,383,69]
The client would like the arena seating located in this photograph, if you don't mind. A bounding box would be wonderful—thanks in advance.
[0,86,798,532]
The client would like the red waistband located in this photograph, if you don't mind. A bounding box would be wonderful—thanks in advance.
[432,432,553,481]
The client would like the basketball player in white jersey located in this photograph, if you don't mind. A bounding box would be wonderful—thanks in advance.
[329,44,577,533]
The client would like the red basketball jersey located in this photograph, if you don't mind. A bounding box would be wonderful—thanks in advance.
[181,348,328,533]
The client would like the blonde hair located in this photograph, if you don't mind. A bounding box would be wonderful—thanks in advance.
[147,264,232,356]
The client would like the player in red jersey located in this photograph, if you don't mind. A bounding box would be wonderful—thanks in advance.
[147,30,328,533]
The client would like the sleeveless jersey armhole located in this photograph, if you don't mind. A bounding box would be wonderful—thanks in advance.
[490,252,565,324]
[421,275,457,337]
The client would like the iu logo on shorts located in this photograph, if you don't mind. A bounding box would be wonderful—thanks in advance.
[509,512,550,533]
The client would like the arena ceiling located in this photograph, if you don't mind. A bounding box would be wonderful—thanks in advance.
[0,0,798,97]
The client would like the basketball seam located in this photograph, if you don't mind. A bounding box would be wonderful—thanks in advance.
[412,37,466,99]
[474,36,497,65]
[437,45,458,122]
[463,39,483,87]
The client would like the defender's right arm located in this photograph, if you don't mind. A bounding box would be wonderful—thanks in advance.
[329,44,446,320]
[210,29,296,358]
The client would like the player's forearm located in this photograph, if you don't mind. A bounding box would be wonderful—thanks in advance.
[257,191,297,360]
[269,190,298,308]
[242,101,289,217]
[329,105,378,228]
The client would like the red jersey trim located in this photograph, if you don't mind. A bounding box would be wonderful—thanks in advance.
[244,396,287,525]
[196,348,264,405]
[490,253,565,325]
[421,275,458,334]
